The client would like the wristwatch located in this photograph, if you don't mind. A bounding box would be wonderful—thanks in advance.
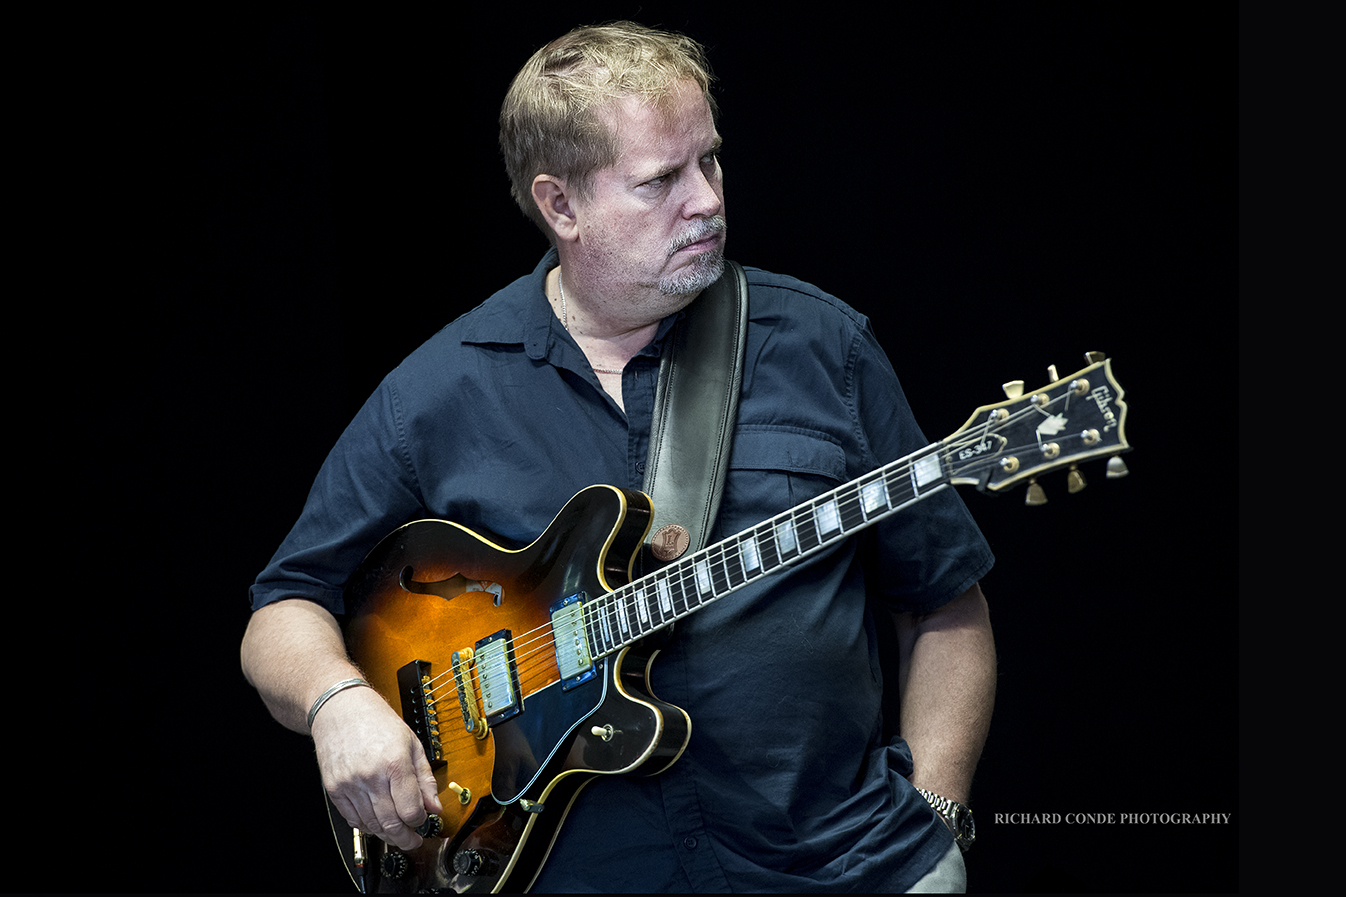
[916,788,976,851]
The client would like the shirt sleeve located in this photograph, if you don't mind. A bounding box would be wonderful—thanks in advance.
[848,322,996,614]
[248,377,426,615]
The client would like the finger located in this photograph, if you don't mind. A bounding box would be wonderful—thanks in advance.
[329,790,362,832]
[412,743,444,815]
[370,787,424,851]
[387,758,435,833]
[333,788,403,847]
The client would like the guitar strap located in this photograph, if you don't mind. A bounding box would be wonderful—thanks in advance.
[640,259,749,572]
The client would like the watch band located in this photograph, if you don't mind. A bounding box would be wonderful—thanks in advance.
[916,788,976,851]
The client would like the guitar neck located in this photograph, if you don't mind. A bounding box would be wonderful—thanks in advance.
[581,356,1130,657]
[582,442,951,656]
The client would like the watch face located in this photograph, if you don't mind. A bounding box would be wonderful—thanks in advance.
[957,808,975,843]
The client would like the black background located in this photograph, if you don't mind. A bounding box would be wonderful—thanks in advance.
[66,3,1237,893]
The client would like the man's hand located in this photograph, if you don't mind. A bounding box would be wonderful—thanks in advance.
[241,599,443,849]
[310,685,444,850]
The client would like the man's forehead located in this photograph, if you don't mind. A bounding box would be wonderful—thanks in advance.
[601,85,718,166]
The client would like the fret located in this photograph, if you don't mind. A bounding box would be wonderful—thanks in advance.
[860,476,889,518]
[588,605,611,655]
[668,565,695,614]
[693,558,713,596]
[633,586,650,628]
[813,497,841,536]
[910,449,945,494]
[795,510,821,553]
[656,578,674,617]
[722,542,747,589]
[641,584,665,627]
[600,600,617,649]
[709,547,732,594]
[640,584,660,627]
[601,590,619,636]
[607,597,624,650]
[774,518,798,558]
[836,488,865,531]
[581,443,957,660]
[740,533,762,575]
[885,467,914,507]
[755,524,780,570]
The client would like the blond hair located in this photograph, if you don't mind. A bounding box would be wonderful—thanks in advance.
[499,22,718,236]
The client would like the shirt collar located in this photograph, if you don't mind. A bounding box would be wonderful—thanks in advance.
[459,247,683,364]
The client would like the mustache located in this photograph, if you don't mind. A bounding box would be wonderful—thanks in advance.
[669,216,727,255]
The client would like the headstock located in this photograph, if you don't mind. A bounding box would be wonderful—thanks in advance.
[944,352,1130,504]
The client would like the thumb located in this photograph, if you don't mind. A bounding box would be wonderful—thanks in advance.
[413,744,444,815]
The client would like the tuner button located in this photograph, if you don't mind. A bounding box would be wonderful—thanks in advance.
[1002,380,1025,399]
[1085,351,1106,364]
[1025,478,1048,506]
[1047,364,1059,382]
[1106,457,1130,479]
[1067,464,1087,493]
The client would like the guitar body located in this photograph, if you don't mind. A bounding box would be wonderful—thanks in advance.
[329,484,691,893]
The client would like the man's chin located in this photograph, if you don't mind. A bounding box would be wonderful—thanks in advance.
[659,251,726,296]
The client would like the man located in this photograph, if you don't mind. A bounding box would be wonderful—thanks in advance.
[244,21,996,892]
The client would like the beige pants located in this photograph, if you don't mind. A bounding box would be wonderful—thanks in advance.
[906,841,966,893]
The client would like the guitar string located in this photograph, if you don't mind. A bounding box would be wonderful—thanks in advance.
[442,432,961,698]
[418,384,1100,726]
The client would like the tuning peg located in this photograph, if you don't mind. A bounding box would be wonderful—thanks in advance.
[1047,364,1059,382]
[1067,464,1087,493]
[1002,380,1024,399]
[1106,457,1129,479]
[1085,351,1106,364]
[1024,477,1047,506]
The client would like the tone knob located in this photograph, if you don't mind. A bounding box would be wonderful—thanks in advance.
[416,813,443,838]
[453,848,498,876]
[380,851,408,880]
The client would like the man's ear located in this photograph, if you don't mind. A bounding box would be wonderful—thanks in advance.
[531,175,579,242]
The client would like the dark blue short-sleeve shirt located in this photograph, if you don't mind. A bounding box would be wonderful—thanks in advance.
[252,249,994,892]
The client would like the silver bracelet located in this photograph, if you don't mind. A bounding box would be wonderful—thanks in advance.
[307,677,371,730]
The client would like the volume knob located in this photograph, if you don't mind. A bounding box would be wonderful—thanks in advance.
[415,813,443,838]
[453,848,498,877]
[380,851,409,880]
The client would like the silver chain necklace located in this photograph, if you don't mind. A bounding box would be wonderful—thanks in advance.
[559,273,623,376]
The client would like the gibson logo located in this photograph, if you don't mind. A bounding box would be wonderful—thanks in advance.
[1090,386,1120,432]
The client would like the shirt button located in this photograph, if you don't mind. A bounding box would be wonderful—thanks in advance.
[636,461,647,473]
[682,836,698,850]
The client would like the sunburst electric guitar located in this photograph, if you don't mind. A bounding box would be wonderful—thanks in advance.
[325,353,1132,893]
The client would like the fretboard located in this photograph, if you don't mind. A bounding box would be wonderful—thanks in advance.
[582,442,951,657]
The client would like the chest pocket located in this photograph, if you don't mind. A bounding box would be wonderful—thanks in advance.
[714,426,849,538]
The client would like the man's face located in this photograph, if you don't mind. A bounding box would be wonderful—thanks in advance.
[570,81,726,308]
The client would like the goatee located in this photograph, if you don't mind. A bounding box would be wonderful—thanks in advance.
[659,216,727,296]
